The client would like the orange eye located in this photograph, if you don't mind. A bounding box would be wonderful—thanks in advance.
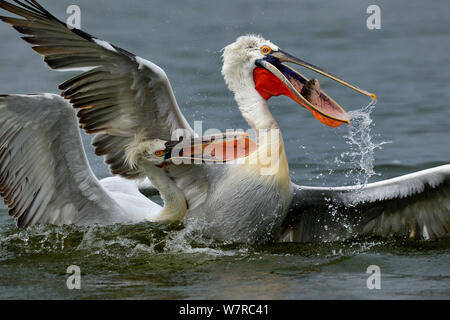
[154,150,164,157]
[260,46,272,55]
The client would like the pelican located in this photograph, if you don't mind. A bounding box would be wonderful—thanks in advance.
[0,0,448,243]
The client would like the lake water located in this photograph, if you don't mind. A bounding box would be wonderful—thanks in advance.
[0,0,449,299]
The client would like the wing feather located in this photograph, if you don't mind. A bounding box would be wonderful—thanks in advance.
[0,94,126,227]
[0,0,192,179]
[285,165,450,241]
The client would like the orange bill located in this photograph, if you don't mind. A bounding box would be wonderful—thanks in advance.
[168,132,257,163]
[254,50,376,127]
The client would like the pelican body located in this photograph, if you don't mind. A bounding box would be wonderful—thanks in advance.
[0,0,448,243]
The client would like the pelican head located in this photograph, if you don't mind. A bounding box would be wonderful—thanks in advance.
[222,35,376,128]
[125,138,168,169]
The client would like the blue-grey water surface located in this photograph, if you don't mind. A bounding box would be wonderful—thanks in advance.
[0,0,449,299]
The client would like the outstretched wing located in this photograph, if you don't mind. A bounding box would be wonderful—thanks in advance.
[283,165,450,242]
[0,94,126,227]
[0,0,192,180]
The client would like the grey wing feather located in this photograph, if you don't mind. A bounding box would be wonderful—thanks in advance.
[0,0,192,179]
[283,165,450,242]
[0,94,125,227]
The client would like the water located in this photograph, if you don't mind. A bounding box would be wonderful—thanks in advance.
[0,0,449,299]
[1,219,449,299]
[343,99,391,186]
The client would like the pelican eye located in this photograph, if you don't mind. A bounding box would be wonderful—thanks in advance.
[260,45,272,55]
[154,150,164,157]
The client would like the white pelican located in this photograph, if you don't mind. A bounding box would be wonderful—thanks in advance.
[0,0,448,243]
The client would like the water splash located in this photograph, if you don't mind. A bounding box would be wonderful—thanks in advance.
[163,217,240,256]
[339,99,390,186]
